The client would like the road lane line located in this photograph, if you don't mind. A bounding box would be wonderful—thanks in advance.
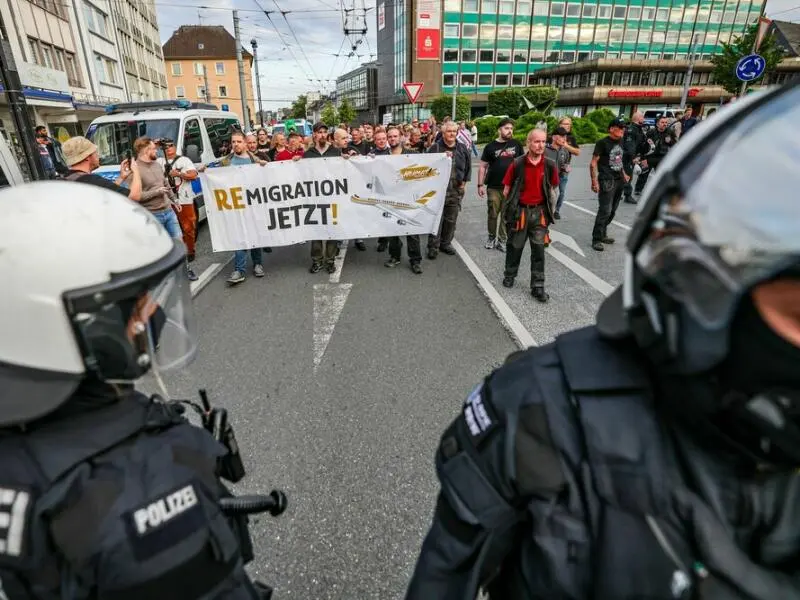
[329,244,348,283]
[190,258,231,298]
[546,247,615,296]
[564,201,632,231]
[452,240,538,349]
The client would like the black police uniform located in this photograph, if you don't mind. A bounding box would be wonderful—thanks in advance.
[406,321,800,600]
[634,126,678,195]
[622,122,650,202]
[0,380,267,599]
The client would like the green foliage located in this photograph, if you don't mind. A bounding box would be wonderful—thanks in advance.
[429,94,471,122]
[485,86,559,119]
[584,108,617,132]
[474,116,503,143]
[290,95,307,119]
[710,23,785,94]
[571,118,600,144]
[337,98,356,125]
[320,103,338,126]
[511,111,558,142]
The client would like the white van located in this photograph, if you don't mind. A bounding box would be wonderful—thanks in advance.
[85,100,242,221]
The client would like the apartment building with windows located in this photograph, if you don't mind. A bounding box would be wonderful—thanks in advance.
[378,0,767,116]
[162,25,255,126]
[336,61,380,123]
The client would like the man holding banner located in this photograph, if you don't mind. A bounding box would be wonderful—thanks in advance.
[305,122,343,274]
[384,126,423,274]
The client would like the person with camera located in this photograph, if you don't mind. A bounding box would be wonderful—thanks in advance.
[134,136,182,241]
[0,182,279,599]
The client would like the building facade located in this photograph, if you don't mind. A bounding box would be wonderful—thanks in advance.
[378,0,767,117]
[336,61,379,124]
[163,25,256,127]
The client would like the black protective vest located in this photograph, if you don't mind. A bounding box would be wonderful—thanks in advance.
[0,391,260,600]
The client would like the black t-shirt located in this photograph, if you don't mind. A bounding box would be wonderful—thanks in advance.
[593,137,625,181]
[348,141,370,155]
[67,171,131,196]
[481,139,524,189]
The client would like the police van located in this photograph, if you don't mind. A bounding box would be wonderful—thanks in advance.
[85,100,242,221]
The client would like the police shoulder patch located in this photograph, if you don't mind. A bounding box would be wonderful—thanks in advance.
[123,482,205,561]
[0,485,33,563]
[462,383,499,447]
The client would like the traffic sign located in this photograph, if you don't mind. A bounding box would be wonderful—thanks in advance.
[403,82,424,104]
[735,54,766,82]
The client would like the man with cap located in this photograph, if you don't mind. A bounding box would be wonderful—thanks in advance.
[62,135,142,201]
[477,118,523,252]
[406,78,800,600]
[589,116,629,252]
[305,122,341,273]
[544,126,571,219]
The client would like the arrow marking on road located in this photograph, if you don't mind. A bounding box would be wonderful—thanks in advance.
[312,245,351,372]
[549,229,585,257]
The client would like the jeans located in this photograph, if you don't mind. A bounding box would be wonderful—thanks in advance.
[471,143,479,157]
[152,208,182,240]
[592,178,624,243]
[556,173,569,212]
[234,248,263,273]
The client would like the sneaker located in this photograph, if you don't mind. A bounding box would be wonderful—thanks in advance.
[355,240,367,251]
[384,257,401,268]
[602,237,615,244]
[495,240,506,253]
[592,242,604,252]
[427,248,438,260]
[227,270,245,285]
[325,262,336,274]
[253,264,265,277]
[502,276,514,288]
[410,262,423,274]
[623,196,637,205]
[186,267,199,281]
[554,211,561,220]
[484,236,496,249]
[309,262,323,273]
[532,288,549,303]
[440,244,456,255]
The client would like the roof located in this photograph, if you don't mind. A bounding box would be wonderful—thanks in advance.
[162,25,253,60]
[771,20,800,57]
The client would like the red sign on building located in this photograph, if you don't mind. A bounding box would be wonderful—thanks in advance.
[607,89,664,98]
[416,29,440,60]
[416,0,441,61]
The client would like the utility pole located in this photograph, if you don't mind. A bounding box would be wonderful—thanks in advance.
[232,10,249,128]
[251,39,263,126]
[679,33,701,110]
[203,64,210,103]
[740,8,768,98]
[0,38,45,181]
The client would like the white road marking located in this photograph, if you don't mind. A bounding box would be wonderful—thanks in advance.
[549,229,585,257]
[546,247,615,296]
[452,239,538,349]
[312,243,351,371]
[190,259,231,298]
[563,201,632,231]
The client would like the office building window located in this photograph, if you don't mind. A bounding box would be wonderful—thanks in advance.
[495,73,509,85]
[550,2,564,16]
[480,23,497,39]
[624,29,637,42]
[497,49,511,62]
[567,4,580,16]
[482,0,497,13]
[613,5,626,18]
[464,0,478,10]
[518,1,532,15]
[583,4,596,17]
[561,51,574,62]
[499,0,514,13]
[532,23,546,40]
[530,50,544,62]
[513,50,527,62]
[215,62,225,75]
[463,23,479,37]
[512,74,525,86]
[443,73,455,86]
[480,49,494,61]
[218,85,228,97]
[461,73,476,86]
[176,85,185,97]
[533,2,548,15]
[41,46,53,68]
[580,25,595,42]
[478,73,493,85]
[445,0,460,9]
[578,51,590,61]
[515,23,530,39]
[627,6,640,19]
[656,8,668,20]
[444,23,459,37]
[444,49,459,61]
[498,25,513,38]
[564,24,578,41]
[462,49,477,61]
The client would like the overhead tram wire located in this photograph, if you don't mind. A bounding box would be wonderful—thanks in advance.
[251,0,316,85]
[269,0,323,84]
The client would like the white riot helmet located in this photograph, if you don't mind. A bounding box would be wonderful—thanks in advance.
[0,182,198,426]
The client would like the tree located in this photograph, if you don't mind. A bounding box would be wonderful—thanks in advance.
[428,94,471,122]
[290,95,307,119]
[321,103,338,126]
[337,98,357,125]
[486,86,559,118]
[710,23,785,94]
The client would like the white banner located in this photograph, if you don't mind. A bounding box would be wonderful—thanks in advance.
[200,154,452,251]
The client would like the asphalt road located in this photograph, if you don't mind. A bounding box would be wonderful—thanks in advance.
[152,145,641,599]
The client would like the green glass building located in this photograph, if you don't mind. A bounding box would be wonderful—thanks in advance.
[440,0,765,94]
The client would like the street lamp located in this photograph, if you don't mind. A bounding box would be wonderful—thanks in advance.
[250,39,264,126]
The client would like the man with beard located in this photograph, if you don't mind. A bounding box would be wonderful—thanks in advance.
[478,118,522,252]
[332,128,367,252]
[426,121,471,259]
[305,122,342,273]
[384,126,422,274]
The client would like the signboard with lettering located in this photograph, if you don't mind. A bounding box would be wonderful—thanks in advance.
[17,62,69,93]
[606,88,704,99]
[416,0,441,61]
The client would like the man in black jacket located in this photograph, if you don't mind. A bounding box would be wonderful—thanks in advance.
[405,79,800,600]
[426,121,471,259]
[384,126,423,274]
[622,111,650,204]
[305,122,342,274]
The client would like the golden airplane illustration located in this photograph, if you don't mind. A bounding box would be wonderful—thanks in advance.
[350,177,436,227]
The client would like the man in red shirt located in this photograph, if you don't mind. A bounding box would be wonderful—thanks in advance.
[501,128,559,302]
[274,132,305,161]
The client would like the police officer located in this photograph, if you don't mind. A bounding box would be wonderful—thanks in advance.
[622,111,650,204]
[0,182,274,598]
[406,79,800,600]
[634,114,678,197]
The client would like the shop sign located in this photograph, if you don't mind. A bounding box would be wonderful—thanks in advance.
[607,89,663,98]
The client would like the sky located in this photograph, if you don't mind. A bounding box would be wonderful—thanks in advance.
[154,0,800,112]
[155,0,378,111]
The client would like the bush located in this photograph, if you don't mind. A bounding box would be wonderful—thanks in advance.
[475,116,503,143]
[571,118,600,144]
[487,89,524,118]
[584,108,617,133]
